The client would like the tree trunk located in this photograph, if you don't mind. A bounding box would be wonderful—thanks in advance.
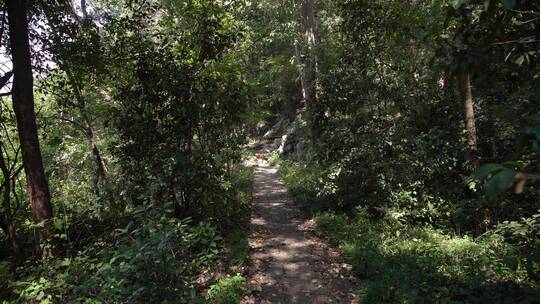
[7,0,53,236]
[439,71,451,94]
[0,149,21,256]
[300,0,320,144]
[80,0,88,20]
[43,5,109,194]
[294,39,308,106]
[67,71,109,192]
[83,116,108,190]
[0,159,21,256]
[459,71,479,170]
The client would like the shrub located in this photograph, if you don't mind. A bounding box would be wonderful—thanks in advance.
[11,217,221,303]
[315,210,540,303]
[0,261,13,300]
[494,213,540,283]
[274,159,331,212]
[205,274,246,304]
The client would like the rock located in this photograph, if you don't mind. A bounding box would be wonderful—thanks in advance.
[270,137,281,150]
[278,134,288,155]
[295,141,304,160]
[256,122,270,136]
[263,119,288,140]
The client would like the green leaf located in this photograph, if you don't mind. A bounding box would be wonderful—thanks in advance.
[502,0,516,9]
[503,255,519,271]
[475,163,506,180]
[30,220,47,229]
[419,29,428,41]
[484,0,492,11]
[534,141,540,154]
[60,259,71,267]
[452,0,468,9]
[53,218,64,230]
[522,126,540,140]
[515,54,525,65]
[485,169,516,201]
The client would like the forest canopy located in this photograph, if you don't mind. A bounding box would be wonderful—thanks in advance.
[0,0,539,303]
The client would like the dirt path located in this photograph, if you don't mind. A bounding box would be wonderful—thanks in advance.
[243,159,359,304]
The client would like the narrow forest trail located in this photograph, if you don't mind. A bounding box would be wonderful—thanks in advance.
[242,156,359,304]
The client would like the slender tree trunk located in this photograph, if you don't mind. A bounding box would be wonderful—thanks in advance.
[86,124,108,187]
[83,116,108,189]
[7,0,53,237]
[0,178,21,256]
[459,71,479,170]
[43,5,109,193]
[439,71,450,94]
[0,215,18,258]
[68,72,109,191]
[294,39,308,106]
[0,144,21,256]
[80,0,88,20]
[291,38,307,120]
[300,0,320,143]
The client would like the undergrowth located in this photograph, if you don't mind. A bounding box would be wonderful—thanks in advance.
[205,274,246,304]
[1,165,254,304]
[273,158,540,303]
[317,210,539,303]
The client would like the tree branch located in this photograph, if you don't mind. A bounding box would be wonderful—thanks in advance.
[492,37,539,45]
[510,10,540,16]
[59,116,88,133]
[0,71,13,89]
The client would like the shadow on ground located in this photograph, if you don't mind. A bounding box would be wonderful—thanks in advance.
[243,163,359,304]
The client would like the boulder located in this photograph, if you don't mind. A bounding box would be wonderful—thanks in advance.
[263,119,288,140]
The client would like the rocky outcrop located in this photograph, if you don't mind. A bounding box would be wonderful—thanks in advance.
[278,116,308,161]
[263,119,289,140]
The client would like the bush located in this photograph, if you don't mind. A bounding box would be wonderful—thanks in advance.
[273,159,331,212]
[494,213,540,283]
[224,230,250,271]
[315,210,540,303]
[10,217,221,303]
[315,212,350,243]
[274,144,540,302]
[0,261,13,300]
[205,274,246,304]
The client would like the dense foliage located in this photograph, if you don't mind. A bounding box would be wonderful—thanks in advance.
[1,0,252,302]
[265,0,540,302]
[274,157,539,302]
[0,0,539,302]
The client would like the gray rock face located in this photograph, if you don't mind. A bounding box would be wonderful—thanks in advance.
[263,119,288,140]
[260,115,308,161]
[278,120,306,160]
[278,134,288,155]
[294,141,304,161]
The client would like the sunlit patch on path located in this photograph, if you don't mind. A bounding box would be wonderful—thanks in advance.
[242,158,359,304]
